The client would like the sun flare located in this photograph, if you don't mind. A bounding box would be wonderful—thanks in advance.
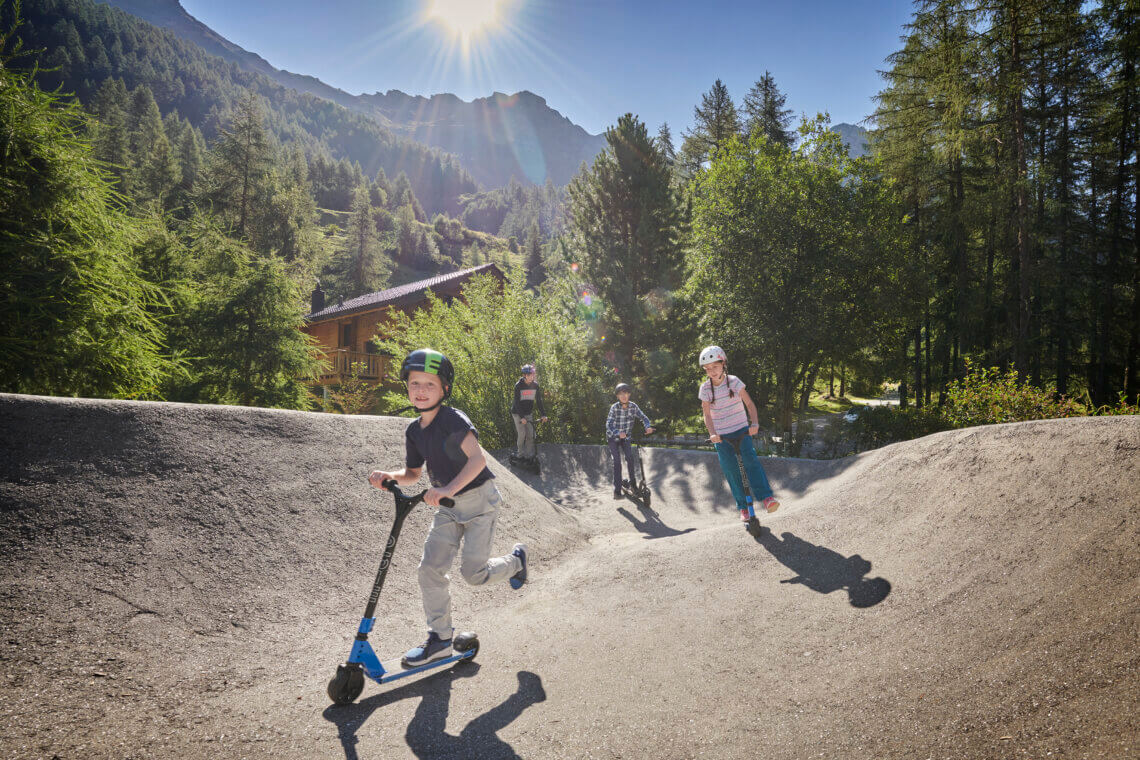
[428,0,502,37]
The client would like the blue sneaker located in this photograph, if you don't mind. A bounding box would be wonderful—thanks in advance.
[509,543,528,589]
[401,632,452,668]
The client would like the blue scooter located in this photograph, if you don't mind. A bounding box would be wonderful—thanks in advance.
[327,480,479,705]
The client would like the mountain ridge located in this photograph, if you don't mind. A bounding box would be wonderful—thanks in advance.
[99,0,606,188]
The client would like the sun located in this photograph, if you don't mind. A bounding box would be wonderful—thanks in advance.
[427,0,502,38]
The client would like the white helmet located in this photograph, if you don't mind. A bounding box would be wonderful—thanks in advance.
[699,345,727,367]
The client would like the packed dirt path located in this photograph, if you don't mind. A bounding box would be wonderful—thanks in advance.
[1,393,1138,759]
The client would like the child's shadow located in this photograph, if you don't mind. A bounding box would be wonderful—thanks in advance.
[322,665,546,760]
[617,504,697,539]
[754,529,892,607]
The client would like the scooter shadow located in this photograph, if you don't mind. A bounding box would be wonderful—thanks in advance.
[322,665,546,760]
[617,504,697,540]
[752,529,892,608]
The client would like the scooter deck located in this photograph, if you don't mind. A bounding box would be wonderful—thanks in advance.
[371,649,476,685]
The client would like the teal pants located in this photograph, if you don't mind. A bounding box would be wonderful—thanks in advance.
[714,427,774,508]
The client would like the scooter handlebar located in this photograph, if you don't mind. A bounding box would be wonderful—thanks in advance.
[380,479,455,508]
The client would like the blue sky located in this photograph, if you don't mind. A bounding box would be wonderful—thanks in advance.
[180,0,916,137]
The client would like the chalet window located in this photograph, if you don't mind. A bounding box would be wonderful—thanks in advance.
[365,341,378,354]
[341,324,353,348]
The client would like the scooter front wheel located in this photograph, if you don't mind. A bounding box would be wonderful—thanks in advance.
[328,663,365,705]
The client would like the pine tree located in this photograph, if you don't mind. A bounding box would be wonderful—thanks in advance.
[524,220,545,289]
[0,43,173,397]
[742,72,795,148]
[343,183,387,297]
[568,113,685,375]
[200,91,272,239]
[680,79,741,176]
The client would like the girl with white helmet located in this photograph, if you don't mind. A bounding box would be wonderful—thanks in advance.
[698,346,780,522]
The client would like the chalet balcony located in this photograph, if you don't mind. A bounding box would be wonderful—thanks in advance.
[314,349,391,386]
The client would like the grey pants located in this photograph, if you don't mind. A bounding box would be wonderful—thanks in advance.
[418,480,521,638]
[512,413,536,457]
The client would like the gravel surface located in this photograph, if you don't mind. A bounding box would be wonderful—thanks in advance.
[1,393,1137,759]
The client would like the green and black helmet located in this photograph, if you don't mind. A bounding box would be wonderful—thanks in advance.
[400,349,455,401]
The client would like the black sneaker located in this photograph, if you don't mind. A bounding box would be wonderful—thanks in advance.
[402,632,452,668]
[613,490,623,500]
[509,543,528,589]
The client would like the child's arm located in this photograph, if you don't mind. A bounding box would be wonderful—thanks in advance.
[701,400,721,443]
[605,404,618,439]
[368,466,422,489]
[536,386,548,421]
[426,431,486,506]
[739,388,760,435]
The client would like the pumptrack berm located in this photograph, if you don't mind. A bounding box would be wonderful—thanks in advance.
[1,392,1137,759]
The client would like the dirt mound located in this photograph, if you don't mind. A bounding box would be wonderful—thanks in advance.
[1,394,1138,759]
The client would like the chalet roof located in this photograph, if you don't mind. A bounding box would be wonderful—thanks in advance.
[306,263,501,322]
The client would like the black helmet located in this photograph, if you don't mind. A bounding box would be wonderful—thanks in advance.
[400,349,455,399]
[521,363,536,375]
[615,382,632,394]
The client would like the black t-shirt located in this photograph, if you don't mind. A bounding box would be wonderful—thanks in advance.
[405,406,494,494]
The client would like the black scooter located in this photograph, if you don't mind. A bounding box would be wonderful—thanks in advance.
[620,435,652,509]
[327,480,479,705]
[508,418,541,474]
[724,435,763,535]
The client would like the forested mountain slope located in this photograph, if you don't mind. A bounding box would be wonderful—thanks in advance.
[22,0,478,216]
[98,0,606,188]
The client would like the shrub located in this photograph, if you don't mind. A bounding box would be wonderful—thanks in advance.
[941,361,1085,428]
[848,405,950,452]
[374,273,610,449]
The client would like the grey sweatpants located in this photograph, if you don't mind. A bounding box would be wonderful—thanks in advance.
[512,413,536,457]
[418,480,521,638]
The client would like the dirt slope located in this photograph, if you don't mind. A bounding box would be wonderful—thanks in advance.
[1,393,1137,759]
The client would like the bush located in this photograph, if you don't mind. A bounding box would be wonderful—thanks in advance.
[848,405,950,452]
[375,273,611,449]
[941,361,1085,428]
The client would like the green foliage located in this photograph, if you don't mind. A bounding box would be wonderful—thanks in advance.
[689,119,911,431]
[0,35,176,398]
[314,361,378,415]
[173,215,321,408]
[742,72,795,148]
[941,361,1087,428]
[846,406,950,453]
[15,0,478,216]
[375,274,610,449]
[567,113,686,381]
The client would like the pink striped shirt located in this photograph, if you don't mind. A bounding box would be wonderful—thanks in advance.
[698,375,749,435]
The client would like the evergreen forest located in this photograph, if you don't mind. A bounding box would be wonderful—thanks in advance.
[3,0,1138,447]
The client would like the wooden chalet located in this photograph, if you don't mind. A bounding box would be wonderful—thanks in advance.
[303,263,503,388]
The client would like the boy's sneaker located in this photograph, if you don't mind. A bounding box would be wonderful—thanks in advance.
[402,632,452,668]
[762,496,780,514]
[613,490,623,500]
[509,543,528,589]
[739,508,752,522]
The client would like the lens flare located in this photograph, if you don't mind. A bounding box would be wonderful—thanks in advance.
[570,262,579,273]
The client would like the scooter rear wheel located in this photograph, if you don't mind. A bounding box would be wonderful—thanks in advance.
[453,631,480,660]
[328,663,365,705]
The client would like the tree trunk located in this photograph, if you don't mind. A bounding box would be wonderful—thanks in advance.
[913,326,924,409]
[899,336,909,411]
[1011,3,1031,377]
[924,308,932,405]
